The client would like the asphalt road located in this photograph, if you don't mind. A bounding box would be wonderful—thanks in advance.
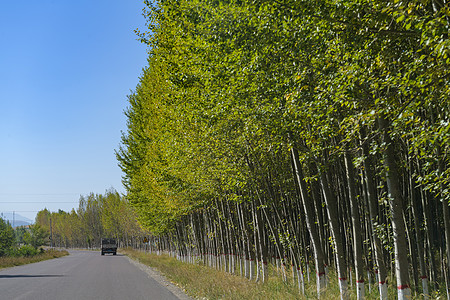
[0,250,191,300]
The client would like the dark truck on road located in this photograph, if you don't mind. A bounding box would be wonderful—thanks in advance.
[101,238,117,255]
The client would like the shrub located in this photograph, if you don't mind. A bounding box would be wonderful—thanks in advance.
[5,247,20,257]
[18,245,38,257]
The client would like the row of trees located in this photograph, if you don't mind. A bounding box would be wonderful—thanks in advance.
[116,0,449,299]
[35,189,144,248]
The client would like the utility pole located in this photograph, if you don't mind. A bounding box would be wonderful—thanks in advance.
[13,211,15,228]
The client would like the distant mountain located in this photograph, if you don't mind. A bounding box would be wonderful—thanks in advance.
[0,212,33,227]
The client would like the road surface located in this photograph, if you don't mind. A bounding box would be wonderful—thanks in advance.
[0,250,191,300]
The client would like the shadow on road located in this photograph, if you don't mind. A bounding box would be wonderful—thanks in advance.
[0,274,64,279]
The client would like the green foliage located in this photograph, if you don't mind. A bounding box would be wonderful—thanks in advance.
[23,225,49,249]
[14,226,27,245]
[119,0,449,226]
[0,218,14,257]
[16,245,38,257]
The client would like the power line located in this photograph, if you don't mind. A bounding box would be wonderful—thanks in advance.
[0,211,41,213]
[0,202,78,204]
[0,193,80,195]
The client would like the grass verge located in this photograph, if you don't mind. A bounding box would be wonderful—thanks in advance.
[0,249,69,270]
[122,248,416,299]
[122,248,447,299]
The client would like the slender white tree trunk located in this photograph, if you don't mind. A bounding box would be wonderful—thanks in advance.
[379,282,388,300]
[262,261,268,283]
[421,276,429,300]
[297,267,305,295]
[356,281,365,300]
[291,147,327,297]
[339,278,349,300]
[319,168,349,300]
[318,273,326,297]
[379,116,411,300]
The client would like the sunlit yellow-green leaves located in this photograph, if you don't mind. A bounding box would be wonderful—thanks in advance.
[118,0,449,233]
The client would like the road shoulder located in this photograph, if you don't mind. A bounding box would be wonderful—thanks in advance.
[126,255,192,300]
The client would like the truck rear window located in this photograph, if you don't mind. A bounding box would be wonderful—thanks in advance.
[102,238,116,244]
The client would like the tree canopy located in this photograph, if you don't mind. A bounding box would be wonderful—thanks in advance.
[116,0,450,298]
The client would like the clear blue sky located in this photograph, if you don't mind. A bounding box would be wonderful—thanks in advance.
[0,1,149,221]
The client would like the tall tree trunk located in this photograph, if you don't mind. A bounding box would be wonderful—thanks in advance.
[344,151,365,299]
[409,157,429,299]
[437,145,450,300]
[317,161,349,300]
[291,147,327,297]
[378,116,411,299]
[417,160,439,287]
[360,127,389,299]
[255,202,269,282]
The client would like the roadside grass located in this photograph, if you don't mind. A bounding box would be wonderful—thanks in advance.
[123,248,440,299]
[0,249,69,269]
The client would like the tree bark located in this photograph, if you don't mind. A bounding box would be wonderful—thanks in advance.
[378,116,411,299]
[344,151,365,299]
[437,145,450,300]
[360,126,389,299]
[291,147,327,297]
[317,161,349,300]
[409,157,429,299]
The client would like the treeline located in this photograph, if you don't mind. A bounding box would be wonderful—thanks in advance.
[0,218,49,257]
[117,1,450,299]
[35,189,145,248]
